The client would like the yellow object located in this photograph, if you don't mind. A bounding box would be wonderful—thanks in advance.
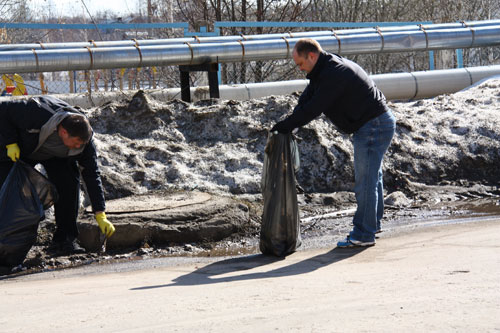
[2,74,14,87]
[96,212,116,237]
[6,143,20,162]
[12,74,27,95]
[2,74,27,95]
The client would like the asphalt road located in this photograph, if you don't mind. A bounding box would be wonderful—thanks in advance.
[1,218,499,332]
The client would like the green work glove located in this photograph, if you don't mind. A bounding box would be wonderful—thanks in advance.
[96,212,115,238]
[6,143,20,162]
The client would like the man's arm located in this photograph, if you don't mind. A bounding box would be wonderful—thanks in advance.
[78,138,106,212]
[274,72,345,133]
[78,138,115,237]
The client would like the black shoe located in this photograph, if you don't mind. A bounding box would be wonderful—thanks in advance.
[50,237,86,254]
[62,238,86,254]
[48,240,63,252]
[0,265,13,276]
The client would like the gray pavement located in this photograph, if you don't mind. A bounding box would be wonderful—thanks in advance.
[0,219,499,332]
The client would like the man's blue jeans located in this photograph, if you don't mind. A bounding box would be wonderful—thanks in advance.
[349,110,396,243]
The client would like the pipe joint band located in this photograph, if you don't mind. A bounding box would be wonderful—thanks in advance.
[331,30,341,54]
[375,26,385,52]
[135,45,143,67]
[85,46,94,69]
[31,49,40,72]
[184,42,194,64]
[237,40,245,62]
[464,67,473,86]
[410,71,419,100]
[419,24,429,50]
[282,37,290,58]
[469,27,476,48]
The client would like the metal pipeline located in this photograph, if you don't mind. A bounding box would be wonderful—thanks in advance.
[3,64,494,107]
[187,65,500,101]
[373,65,500,100]
[0,19,498,51]
[0,24,499,74]
[1,64,498,106]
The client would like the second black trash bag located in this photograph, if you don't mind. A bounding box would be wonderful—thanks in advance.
[260,132,301,257]
[0,161,58,268]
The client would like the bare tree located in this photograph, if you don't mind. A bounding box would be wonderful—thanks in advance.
[5,0,499,93]
[0,0,24,20]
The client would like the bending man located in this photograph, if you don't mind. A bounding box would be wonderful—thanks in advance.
[0,96,115,253]
[271,38,396,248]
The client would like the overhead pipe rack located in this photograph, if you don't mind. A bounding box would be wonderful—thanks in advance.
[0,19,498,52]
[0,23,499,74]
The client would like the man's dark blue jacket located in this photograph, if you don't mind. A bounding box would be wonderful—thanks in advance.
[278,52,388,134]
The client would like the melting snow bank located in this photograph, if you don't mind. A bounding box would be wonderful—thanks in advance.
[86,79,500,200]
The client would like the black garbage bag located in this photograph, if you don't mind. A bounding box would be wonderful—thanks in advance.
[260,132,301,256]
[0,161,58,267]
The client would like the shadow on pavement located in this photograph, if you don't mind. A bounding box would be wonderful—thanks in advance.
[131,247,368,290]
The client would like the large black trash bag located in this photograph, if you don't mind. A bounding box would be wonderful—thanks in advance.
[260,132,301,256]
[0,161,58,267]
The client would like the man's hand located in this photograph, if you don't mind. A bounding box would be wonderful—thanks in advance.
[95,212,115,238]
[270,121,290,134]
[6,143,20,162]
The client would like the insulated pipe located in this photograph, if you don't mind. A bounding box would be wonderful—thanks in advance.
[209,65,500,101]
[3,64,493,107]
[1,65,498,106]
[154,65,500,101]
[0,20,498,52]
[372,65,500,100]
[0,25,499,74]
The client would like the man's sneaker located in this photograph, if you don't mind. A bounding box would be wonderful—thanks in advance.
[337,236,375,248]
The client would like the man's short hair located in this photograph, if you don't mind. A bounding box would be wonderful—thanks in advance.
[60,114,92,143]
[293,38,323,57]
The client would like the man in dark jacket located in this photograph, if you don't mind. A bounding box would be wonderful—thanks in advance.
[0,96,115,253]
[272,38,396,247]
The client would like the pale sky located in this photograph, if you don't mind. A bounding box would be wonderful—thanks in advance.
[29,0,140,18]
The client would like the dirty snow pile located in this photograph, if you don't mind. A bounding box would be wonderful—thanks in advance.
[86,79,500,199]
